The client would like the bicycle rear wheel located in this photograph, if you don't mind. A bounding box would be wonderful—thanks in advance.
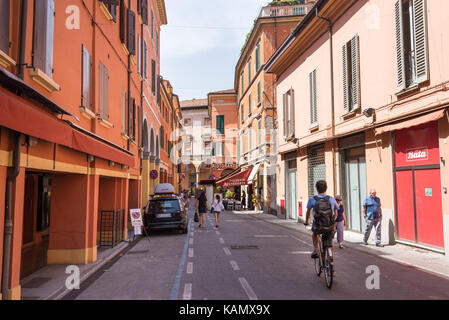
[324,248,333,289]
[314,257,321,276]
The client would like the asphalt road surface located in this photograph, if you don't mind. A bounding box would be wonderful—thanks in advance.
[70,203,449,300]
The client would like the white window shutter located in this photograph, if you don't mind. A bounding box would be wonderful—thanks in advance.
[395,0,406,92]
[310,70,317,125]
[351,34,360,110]
[413,0,429,84]
[342,44,349,114]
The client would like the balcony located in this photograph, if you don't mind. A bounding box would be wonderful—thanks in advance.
[259,3,310,18]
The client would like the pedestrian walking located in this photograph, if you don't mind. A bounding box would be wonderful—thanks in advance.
[241,190,246,210]
[211,194,225,228]
[197,190,208,228]
[362,188,384,247]
[335,195,347,249]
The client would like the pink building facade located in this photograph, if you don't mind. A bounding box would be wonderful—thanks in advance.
[266,0,449,255]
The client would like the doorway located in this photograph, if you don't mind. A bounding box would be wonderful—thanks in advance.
[342,147,367,233]
[285,159,298,220]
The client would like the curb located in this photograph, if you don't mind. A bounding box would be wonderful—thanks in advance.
[249,213,449,281]
[44,240,132,300]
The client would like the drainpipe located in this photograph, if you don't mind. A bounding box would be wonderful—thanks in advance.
[2,132,21,300]
[18,0,28,79]
[315,8,337,196]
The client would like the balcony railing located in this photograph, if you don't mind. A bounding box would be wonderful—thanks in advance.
[260,4,309,18]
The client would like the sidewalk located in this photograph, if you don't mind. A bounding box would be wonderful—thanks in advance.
[20,236,135,300]
[246,212,449,280]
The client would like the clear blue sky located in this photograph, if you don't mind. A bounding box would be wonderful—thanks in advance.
[160,0,269,101]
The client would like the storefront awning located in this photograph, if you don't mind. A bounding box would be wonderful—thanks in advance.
[0,87,135,167]
[247,163,261,185]
[375,109,446,135]
[216,168,252,187]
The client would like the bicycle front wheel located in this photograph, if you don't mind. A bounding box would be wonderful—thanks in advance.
[314,257,321,277]
[324,248,333,289]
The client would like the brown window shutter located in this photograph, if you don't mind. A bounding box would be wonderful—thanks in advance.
[142,0,148,25]
[104,66,109,120]
[128,96,133,138]
[119,0,126,44]
[0,0,10,53]
[127,8,136,55]
[98,62,104,118]
[33,0,47,72]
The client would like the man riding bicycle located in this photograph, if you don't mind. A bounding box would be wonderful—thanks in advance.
[304,180,338,273]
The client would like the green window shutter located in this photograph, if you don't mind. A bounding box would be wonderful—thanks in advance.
[288,89,295,137]
[216,115,224,134]
[342,44,349,114]
[351,35,360,110]
[310,70,317,125]
[248,59,251,84]
[413,0,429,84]
[283,93,287,138]
[395,0,406,92]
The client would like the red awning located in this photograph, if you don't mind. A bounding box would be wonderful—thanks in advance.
[375,109,446,135]
[216,168,252,187]
[0,87,134,167]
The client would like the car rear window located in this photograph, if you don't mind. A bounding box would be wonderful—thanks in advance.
[149,199,180,213]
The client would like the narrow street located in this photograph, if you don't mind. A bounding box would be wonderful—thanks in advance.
[66,202,449,300]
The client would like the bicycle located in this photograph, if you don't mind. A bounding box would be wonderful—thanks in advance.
[304,222,334,289]
[314,232,334,289]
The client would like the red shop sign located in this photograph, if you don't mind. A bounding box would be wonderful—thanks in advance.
[406,147,429,162]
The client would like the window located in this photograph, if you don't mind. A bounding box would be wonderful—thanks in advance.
[141,0,148,25]
[342,35,360,113]
[98,61,109,121]
[151,10,154,39]
[121,90,127,135]
[241,72,244,96]
[248,94,252,115]
[237,137,240,160]
[0,0,10,54]
[214,141,224,157]
[119,0,126,44]
[204,141,212,156]
[257,119,262,149]
[248,58,252,84]
[309,69,317,125]
[184,118,192,126]
[395,0,428,91]
[144,41,147,79]
[138,35,141,75]
[129,98,136,140]
[204,117,211,126]
[33,0,55,77]
[103,0,118,22]
[127,8,136,55]
[151,59,156,94]
[216,115,225,135]
[241,104,244,124]
[160,126,165,150]
[283,89,294,138]
[156,32,159,57]
[81,45,92,109]
[257,81,261,105]
[249,127,252,152]
[255,42,261,73]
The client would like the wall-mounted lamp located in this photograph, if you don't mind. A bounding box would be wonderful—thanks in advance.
[363,108,375,118]
[29,136,38,147]
[108,161,115,167]
[87,155,95,163]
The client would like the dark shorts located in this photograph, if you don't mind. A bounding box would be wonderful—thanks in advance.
[312,221,335,247]
[213,211,221,214]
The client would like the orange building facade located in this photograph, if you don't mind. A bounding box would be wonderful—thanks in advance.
[235,0,314,213]
[0,0,171,299]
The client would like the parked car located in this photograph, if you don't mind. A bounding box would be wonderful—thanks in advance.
[144,184,188,234]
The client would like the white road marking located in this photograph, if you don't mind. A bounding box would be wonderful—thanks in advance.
[216,231,221,235]
[183,283,192,300]
[188,248,194,258]
[223,247,232,256]
[238,277,258,300]
[230,260,240,271]
[187,262,193,274]
[219,238,225,244]
[254,235,289,238]
[290,251,313,254]
[189,238,194,245]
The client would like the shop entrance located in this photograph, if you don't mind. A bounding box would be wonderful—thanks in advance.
[342,148,367,233]
[394,121,444,250]
[21,173,51,279]
[285,159,298,220]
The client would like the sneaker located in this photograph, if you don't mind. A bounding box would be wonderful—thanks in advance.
[311,250,319,259]
[363,241,368,245]
[376,243,384,247]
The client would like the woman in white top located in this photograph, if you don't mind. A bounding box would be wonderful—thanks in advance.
[211,194,225,228]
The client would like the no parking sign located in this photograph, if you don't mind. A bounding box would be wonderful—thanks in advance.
[130,209,143,235]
